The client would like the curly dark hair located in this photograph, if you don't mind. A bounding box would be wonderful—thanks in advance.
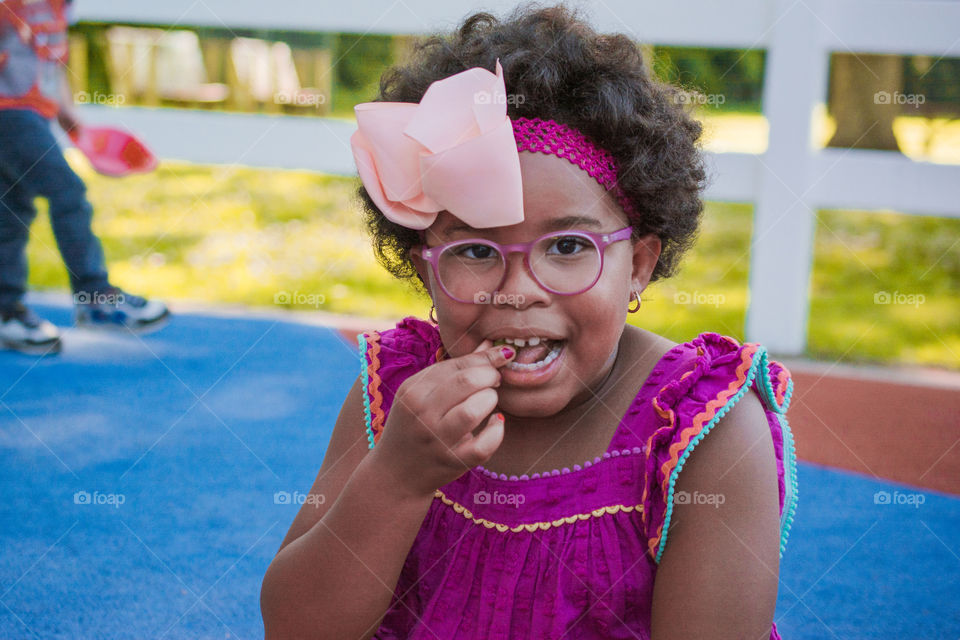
[355,2,706,296]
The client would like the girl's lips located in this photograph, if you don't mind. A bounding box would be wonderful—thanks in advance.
[500,341,565,387]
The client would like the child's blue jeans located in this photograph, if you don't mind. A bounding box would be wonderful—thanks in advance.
[0,108,111,310]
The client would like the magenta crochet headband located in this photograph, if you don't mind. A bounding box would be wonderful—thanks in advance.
[350,59,637,234]
[511,116,637,220]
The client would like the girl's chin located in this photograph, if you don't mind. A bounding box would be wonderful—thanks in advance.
[496,395,570,419]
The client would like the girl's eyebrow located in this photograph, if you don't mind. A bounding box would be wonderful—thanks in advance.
[442,214,603,237]
[543,215,603,230]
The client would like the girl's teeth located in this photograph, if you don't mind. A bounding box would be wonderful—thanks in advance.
[505,341,562,372]
[492,337,546,347]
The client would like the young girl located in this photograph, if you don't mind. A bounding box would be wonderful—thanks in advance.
[261,5,798,639]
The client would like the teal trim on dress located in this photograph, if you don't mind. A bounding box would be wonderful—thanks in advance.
[758,354,798,556]
[656,346,798,564]
[777,402,799,557]
[358,332,376,449]
[755,349,791,414]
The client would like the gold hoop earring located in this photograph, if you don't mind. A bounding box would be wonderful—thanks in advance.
[628,289,642,313]
[429,303,438,324]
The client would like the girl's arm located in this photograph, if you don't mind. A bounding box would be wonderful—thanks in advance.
[260,375,436,640]
[650,391,782,639]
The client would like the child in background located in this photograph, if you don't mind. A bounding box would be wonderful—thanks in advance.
[0,0,169,355]
[262,5,798,639]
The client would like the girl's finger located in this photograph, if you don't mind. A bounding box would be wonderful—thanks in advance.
[471,338,492,353]
[455,412,505,464]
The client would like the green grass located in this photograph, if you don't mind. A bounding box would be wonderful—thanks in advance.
[808,209,960,368]
[24,156,959,370]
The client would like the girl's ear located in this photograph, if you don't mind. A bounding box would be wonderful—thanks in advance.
[631,233,662,293]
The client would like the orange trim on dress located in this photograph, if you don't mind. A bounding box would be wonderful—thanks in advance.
[365,332,386,445]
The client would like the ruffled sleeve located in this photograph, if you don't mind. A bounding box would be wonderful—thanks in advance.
[640,332,798,565]
[357,316,445,449]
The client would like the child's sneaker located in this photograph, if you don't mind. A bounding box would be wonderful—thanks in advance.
[0,302,63,355]
[74,287,171,334]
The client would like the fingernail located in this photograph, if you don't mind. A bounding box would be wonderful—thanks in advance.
[500,346,515,359]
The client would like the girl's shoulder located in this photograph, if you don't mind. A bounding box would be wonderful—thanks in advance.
[357,316,443,449]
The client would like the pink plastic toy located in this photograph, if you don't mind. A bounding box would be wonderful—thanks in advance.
[68,125,158,177]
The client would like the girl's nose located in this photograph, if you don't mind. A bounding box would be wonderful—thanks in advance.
[494,253,552,308]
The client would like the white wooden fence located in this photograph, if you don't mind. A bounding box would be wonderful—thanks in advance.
[72,0,960,355]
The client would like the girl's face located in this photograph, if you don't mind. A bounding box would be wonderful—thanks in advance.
[410,151,661,418]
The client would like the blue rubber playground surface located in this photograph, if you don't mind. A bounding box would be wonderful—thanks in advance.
[1,299,958,639]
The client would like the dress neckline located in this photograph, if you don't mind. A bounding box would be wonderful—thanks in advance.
[471,337,693,482]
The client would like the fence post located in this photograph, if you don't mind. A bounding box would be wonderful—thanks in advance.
[745,0,829,355]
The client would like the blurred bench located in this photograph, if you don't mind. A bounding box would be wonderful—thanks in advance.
[103,26,229,107]
[227,36,329,114]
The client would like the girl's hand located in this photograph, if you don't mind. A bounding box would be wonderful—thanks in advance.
[368,338,516,499]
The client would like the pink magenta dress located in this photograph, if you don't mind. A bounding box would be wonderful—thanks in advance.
[357,317,798,639]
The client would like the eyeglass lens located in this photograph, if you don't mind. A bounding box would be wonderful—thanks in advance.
[436,233,602,301]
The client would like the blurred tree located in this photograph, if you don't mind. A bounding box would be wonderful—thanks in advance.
[652,46,766,112]
[905,56,960,109]
[333,33,392,91]
[827,53,903,151]
[331,33,393,114]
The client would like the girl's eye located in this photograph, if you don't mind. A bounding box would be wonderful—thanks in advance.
[455,243,500,260]
[547,236,592,255]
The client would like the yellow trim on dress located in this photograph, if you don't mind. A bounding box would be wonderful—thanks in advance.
[434,488,643,533]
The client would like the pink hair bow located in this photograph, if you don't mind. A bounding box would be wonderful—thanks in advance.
[350,59,524,230]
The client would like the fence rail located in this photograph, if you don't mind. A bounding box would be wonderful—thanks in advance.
[72,0,960,355]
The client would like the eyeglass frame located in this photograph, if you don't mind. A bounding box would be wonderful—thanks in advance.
[417,225,635,303]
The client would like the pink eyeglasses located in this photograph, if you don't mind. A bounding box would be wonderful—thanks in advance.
[418,226,634,304]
